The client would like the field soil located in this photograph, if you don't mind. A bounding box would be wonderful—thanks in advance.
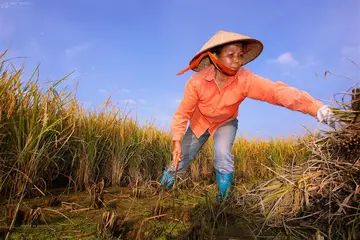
[0,184,286,240]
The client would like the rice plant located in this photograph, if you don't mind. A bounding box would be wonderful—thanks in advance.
[0,49,308,200]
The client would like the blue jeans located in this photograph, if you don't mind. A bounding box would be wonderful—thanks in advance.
[164,118,238,176]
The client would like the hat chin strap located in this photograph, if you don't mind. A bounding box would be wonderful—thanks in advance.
[208,53,238,76]
[176,51,238,76]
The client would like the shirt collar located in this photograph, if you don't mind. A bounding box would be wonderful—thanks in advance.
[204,65,215,81]
[204,64,245,82]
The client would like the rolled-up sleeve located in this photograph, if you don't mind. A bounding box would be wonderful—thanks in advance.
[171,78,199,141]
[243,70,324,117]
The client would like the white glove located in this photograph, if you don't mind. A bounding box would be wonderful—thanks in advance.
[317,105,336,128]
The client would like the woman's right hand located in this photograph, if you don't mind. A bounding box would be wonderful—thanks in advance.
[172,140,183,166]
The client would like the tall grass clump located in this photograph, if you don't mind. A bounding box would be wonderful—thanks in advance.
[233,135,309,181]
[0,49,308,200]
[236,70,360,239]
[0,50,77,199]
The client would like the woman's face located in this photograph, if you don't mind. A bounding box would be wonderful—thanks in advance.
[217,43,246,71]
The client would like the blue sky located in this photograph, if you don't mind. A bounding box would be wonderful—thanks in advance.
[1,0,359,140]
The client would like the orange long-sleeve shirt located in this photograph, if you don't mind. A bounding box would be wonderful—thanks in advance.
[171,65,324,141]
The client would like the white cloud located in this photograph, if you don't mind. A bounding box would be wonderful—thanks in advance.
[138,99,147,104]
[121,99,136,105]
[121,88,130,93]
[65,42,92,58]
[275,52,299,66]
[98,88,108,95]
[175,99,182,103]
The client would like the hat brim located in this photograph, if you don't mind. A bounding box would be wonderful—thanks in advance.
[191,38,264,72]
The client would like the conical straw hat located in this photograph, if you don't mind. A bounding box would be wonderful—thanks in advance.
[190,30,264,72]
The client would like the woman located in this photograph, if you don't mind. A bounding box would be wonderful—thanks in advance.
[160,30,335,201]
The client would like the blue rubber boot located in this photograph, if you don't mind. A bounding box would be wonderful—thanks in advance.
[216,170,233,201]
[160,170,175,190]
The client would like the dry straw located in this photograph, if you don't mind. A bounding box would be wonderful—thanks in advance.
[236,78,360,239]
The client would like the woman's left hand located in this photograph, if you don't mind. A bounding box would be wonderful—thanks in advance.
[317,105,337,128]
